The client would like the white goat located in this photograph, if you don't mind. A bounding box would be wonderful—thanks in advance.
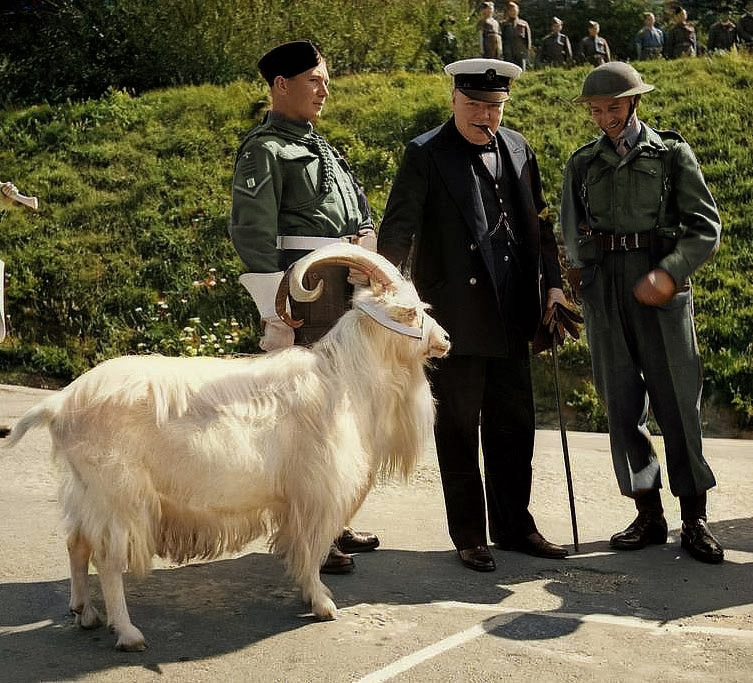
[2,244,450,651]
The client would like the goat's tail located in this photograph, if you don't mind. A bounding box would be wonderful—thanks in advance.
[1,394,62,449]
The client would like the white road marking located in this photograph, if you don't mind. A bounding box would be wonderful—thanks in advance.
[0,619,54,635]
[358,603,753,683]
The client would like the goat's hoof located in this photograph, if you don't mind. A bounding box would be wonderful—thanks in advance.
[114,625,147,652]
[73,605,103,629]
[312,597,337,620]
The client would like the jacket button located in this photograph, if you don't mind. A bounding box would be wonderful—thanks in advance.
[470,243,477,251]
[469,277,477,285]
[504,255,509,262]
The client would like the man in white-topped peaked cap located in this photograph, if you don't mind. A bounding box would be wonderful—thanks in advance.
[378,58,575,572]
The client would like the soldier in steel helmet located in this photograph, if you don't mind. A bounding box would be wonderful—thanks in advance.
[229,40,379,574]
[560,62,724,564]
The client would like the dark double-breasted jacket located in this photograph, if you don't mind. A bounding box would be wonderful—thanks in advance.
[378,118,561,356]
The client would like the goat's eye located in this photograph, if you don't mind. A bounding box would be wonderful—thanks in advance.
[396,307,417,324]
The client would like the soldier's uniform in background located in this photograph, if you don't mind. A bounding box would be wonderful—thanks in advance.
[230,113,372,344]
[480,15,503,59]
[665,20,697,57]
[501,17,532,69]
[634,25,664,60]
[577,34,611,65]
[539,31,573,66]
[708,18,738,51]
[738,9,753,47]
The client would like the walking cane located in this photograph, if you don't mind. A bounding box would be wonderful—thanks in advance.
[535,301,583,552]
[551,335,579,551]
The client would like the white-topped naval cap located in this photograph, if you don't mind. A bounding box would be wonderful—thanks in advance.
[444,58,522,102]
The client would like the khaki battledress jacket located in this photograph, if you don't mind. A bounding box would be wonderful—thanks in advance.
[561,125,719,283]
[230,114,371,273]
[229,114,372,343]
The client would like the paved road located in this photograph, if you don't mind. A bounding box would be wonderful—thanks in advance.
[1,384,752,681]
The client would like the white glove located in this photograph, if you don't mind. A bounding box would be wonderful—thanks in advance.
[1,182,18,206]
[259,317,295,351]
[239,271,286,319]
[348,228,377,286]
[239,271,295,352]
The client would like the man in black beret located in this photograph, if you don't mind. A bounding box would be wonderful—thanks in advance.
[229,40,379,575]
[378,58,573,572]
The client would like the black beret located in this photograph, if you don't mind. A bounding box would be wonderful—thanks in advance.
[257,40,322,86]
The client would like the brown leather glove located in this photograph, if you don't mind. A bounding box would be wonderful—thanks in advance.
[532,302,584,354]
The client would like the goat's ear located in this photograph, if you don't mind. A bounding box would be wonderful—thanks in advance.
[369,279,390,297]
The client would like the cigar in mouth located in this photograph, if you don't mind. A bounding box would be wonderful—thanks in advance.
[472,124,495,141]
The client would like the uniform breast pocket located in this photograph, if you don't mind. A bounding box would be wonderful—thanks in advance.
[278,146,320,209]
[584,166,613,219]
[629,158,663,223]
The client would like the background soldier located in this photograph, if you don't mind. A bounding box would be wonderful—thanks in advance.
[430,16,460,65]
[738,1,753,48]
[577,21,611,66]
[501,2,532,70]
[539,17,573,67]
[479,2,503,59]
[634,12,664,60]
[561,63,724,565]
[665,6,697,58]
[230,40,379,575]
[708,9,738,52]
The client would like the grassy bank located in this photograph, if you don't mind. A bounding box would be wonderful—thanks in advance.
[1,52,751,432]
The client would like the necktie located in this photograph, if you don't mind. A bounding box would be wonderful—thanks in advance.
[615,137,630,157]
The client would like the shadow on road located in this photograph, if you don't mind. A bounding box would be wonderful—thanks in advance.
[1,517,751,680]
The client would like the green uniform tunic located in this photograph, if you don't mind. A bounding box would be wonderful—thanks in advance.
[561,123,720,498]
[230,113,372,343]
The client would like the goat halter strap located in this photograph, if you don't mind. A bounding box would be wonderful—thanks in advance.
[354,300,424,339]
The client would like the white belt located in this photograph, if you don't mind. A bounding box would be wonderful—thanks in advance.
[276,235,351,250]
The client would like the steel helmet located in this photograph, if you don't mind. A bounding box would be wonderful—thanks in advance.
[573,62,655,102]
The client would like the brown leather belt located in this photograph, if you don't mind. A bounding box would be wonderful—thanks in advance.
[592,231,654,252]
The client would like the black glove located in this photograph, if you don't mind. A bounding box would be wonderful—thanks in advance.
[532,302,584,354]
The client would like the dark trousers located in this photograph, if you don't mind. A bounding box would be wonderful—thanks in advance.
[429,353,537,550]
[581,251,716,497]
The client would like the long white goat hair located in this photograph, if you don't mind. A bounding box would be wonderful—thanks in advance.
[2,244,449,651]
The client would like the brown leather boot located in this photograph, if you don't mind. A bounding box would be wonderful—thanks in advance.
[320,543,355,574]
[610,489,667,550]
[680,492,724,564]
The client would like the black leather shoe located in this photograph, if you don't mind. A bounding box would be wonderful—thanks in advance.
[495,532,568,559]
[336,527,380,554]
[458,545,496,572]
[610,512,668,550]
[681,519,724,564]
[320,543,355,574]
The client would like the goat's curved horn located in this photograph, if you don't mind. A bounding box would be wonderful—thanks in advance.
[274,267,305,328]
[274,243,404,327]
